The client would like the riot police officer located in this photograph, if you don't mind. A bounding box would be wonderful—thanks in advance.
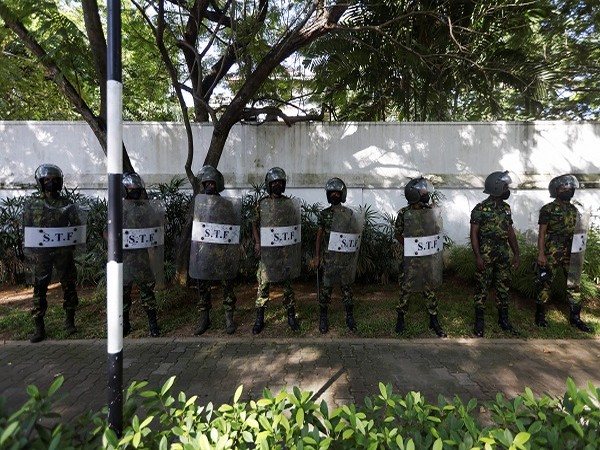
[251,167,301,334]
[394,177,446,337]
[470,171,520,337]
[191,166,238,335]
[313,178,362,333]
[25,164,82,343]
[535,174,592,332]
[121,172,161,337]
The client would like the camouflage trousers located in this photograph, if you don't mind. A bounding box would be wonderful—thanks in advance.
[396,269,438,315]
[473,258,511,309]
[537,247,580,306]
[255,261,295,308]
[123,281,157,313]
[31,258,79,319]
[319,284,353,308]
[197,279,237,312]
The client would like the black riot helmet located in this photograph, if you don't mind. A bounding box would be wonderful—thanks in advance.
[325,177,347,204]
[35,163,63,193]
[200,166,225,193]
[548,174,579,198]
[122,172,146,200]
[404,177,434,204]
[483,171,512,197]
[265,167,287,195]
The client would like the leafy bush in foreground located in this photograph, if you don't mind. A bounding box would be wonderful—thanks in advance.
[1,376,599,449]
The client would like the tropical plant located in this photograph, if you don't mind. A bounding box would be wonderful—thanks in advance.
[2,376,599,449]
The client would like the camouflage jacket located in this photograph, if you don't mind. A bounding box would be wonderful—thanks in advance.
[470,197,513,249]
[394,203,439,239]
[253,195,295,227]
[538,200,579,248]
[23,194,81,228]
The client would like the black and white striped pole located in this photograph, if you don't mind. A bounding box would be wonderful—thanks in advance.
[106,0,123,434]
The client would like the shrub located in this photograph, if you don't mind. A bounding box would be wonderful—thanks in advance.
[1,376,599,449]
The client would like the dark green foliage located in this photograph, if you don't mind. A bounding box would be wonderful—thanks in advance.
[584,225,600,284]
[147,177,193,284]
[356,206,397,284]
[0,196,27,284]
[238,183,264,279]
[2,376,599,449]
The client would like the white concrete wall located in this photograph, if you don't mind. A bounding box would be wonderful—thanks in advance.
[1,121,598,243]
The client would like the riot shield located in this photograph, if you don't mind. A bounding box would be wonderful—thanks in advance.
[23,198,87,284]
[567,210,590,289]
[403,207,443,292]
[189,194,242,281]
[322,205,364,287]
[259,197,301,282]
[122,199,165,288]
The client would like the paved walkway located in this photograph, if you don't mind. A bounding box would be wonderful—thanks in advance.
[1,338,600,421]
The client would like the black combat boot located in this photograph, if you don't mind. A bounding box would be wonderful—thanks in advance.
[30,317,46,343]
[225,310,236,335]
[195,310,210,335]
[147,310,160,337]
[534,303,547,327]
[123,310,131,337]
[429,314,447,338]
[252,307,265,335]
[474,308,484,337]
[497,306,520,336]
[65,309,77,336]
[395,311,405,335]
[287,306,300,331]
[569,303,593,333]
[345,304,357,332]
[319,306,329,334]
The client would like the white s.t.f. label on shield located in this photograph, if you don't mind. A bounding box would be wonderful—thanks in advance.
[191,222,240,245]
[328,232,361,253]
[260,225,301,247]
[123,227,164,249]
[404,234,443,257]
[24,226,87,248]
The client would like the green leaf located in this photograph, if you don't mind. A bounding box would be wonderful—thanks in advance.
[296,408,305,428]
[26,384,40,398]
[160,376,176,396]
[256,398,273,407]
[433,438,443,450]
[233,385,243,404]
[513,432,530,447]
[379,383,388,400]
[133,431,141,447]
[1,422,20,445]
[159,436,168,450]
[140,416,154,428]
[48,376,64,396]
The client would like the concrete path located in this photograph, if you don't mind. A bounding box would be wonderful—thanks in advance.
[1,338,599,421]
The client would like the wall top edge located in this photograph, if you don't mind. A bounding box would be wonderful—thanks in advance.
[1,120,599,126]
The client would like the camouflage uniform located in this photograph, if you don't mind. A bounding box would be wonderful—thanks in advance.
[24,195,81,319]
[470,197,513,309]
[122,199,160,313]
[254,196,296,308]
[317,205,353,307]
[197,280,236,312]
[394,203,439,315]
[537,200,580,305]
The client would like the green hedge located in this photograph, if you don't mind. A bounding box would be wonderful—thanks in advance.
[1,376,599,449]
